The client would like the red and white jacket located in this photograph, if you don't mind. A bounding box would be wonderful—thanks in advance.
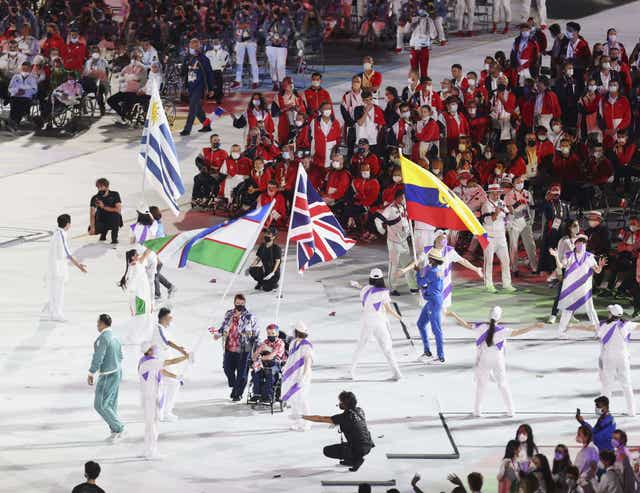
[201,147,228,172]
[533,90,562,119]
[311,116,341,169]
[599,95,632,147]
[441,111,470,146]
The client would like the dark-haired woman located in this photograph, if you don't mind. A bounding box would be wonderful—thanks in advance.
[118,248,154,343]
[532,454,557,493]
[498,439,520,493]
[451,306,542,417]
[551,444,571,492]
[515,424,539,473]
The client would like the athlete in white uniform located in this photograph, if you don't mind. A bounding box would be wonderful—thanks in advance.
[452,306,541,417]
[281,321,314,432]
[151,307,192,422]
[575,305,637,416]
[481,184,514,293]
[118,249,155,343]
[137,341,188,460]
[350,268,404,381]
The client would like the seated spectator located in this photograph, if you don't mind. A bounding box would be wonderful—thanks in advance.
[323,154,352,209]
[248,227,282,292]
[71,460,105,493]
[81,46,108,115]
[220,145,252,205]
[344,162,380,237]
[196,134,228,173]
[41,23,66,59]
[0,39,25,103]
[7,60,37,129]
[191,166,218,210]
[249,323,286,402]
[258,180,287,229]
[352,138,381,177]
[107,49,147,124]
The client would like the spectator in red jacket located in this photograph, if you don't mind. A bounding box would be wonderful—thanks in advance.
[562,22,591,94]
[323,154,352,211]
[351,138,381,177]
[303,72,332,117]
[220,144,252,204]
[505,141,526,177]
[381,166,403,207]
[63,27,86,72]
[344,162,380,233]
[599,82,631,149]
[610,131,640,194]
[41,23,67,59]
[552,137,580,191]
[510,23,539,86]
[587,142,614,186]
[196,134,228,172]
[467,101,490,145]
[412,104,440,160]
[259,180,287,228]
[359,56,382,93]
[440,97,469,154]
[533,76,562,131]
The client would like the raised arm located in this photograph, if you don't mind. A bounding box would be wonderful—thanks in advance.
[548,248,563,271]
[455,257,483,278]
[302,415,334,424]
[511,322,545,337]
[448,311,473,329]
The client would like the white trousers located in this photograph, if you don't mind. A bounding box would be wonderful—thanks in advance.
[507,221,537,272]
[484,235,512,288]
[45,276,66,320]
[558,298,599,333]
[600,355,636,416]
[266,46,287,82]
[521,0,547,25]
[351,317,402,378]
[235,41,259,84]
[474,351,515,416]
[396,22,412,49]
[160,378,180,419]
[288,386,311,430]
[388,240,417,291]
[142,394,160,458]
[223,175,246,202]
[432,16,446,41]
[493,0,512,23]
[455,0,476,31]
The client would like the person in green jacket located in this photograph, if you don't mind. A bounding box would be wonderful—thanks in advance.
[88,313,125,441]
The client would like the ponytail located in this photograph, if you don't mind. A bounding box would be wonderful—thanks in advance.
[486,318,497,347]
[119,250,137,290]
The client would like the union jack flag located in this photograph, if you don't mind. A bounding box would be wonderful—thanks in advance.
[289,166,356,272]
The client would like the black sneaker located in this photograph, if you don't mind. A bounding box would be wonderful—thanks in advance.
[232,396,241,402]
[179,129,190,136]
[390,290,401,296]
[249,395,260,403]
[349,458,364,472]
[410,288,419,293]
[424,350,432,358]
[198,125,212,132]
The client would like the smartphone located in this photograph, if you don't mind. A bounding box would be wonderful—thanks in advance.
[576,408,581,417]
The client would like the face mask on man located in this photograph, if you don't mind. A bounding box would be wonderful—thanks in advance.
[322,109,331,117]
[361,171,370,179]
[332,160,342,169]
[392,175,402,183]
[449,104,458,113]
[235,304,246,311]
[602,62,611,70]
[593,151,603,159]
[91,52,100,60]
[311,80,321,88]
[295,119,304,127]
[231,151,240,159]
[609,85,618,94]
[552,125,561,133]
[468,79,477,87]
[189,47,197,55]
[401,111,411,119]
[267,335,276,342]
[537,134,547,141]
[588,84,597,92]
[70,35,79,43]
[566,69,574,77]
[363,62,372,71]
[515,182,524,191]
[282,151,290,160]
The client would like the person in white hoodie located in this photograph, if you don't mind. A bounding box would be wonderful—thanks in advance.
[43,214,87,322]
[204,38,229,104]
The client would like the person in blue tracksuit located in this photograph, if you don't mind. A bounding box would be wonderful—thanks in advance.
[576,395,616,452]
[180,38,215,136]
[416,249,446,363]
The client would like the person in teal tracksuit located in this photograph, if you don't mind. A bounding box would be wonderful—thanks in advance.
[88,314,125,441]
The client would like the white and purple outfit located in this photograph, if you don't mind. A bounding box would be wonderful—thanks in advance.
[43,227,73,320]
[597,320,636,416]
[351,285,402,379]
[130,221,158,293]
[151,323,182,420]
[281,337,314,431]
[472,322,515,416]
[557,250,599,334]
[422,245,463,308]
[138,354,165,459]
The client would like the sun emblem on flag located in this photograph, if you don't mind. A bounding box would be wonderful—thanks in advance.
[150,100,160,125]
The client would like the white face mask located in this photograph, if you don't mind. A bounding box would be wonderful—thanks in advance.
[602,62,611,70]
[449,104,458,113]
[484,63,489,71]
[361,171,370,179]
[282,152,290,160]
[322,109,331,117]
[425,84,433,91]
[484,152,492,160]
[552,125,561,133]
[518,433,528,443]
[311,80,321,87]
[588,220,599,228]
[515,182,524,190]
[407,78,415,84]
[401,111,411,119]
[593,151,603,159]
[231,152,240,159]
[468,79,477,87]
[561,147,570,155]
[70,35,79,43]
[469,108,477,116]
[91,52,100,60]
[537,135,547,141]
[609,34,617,42]
[609,85,618,93]
[566,69,574,77]
[392,175,402,183]
[295,120,304,127]
[213,44,221,50]
[363,62,372,70]
[331,160,342,169]
[252,99,261,106]
[588,85,597,92]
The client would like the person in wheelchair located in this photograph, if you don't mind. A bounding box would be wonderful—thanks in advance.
[41,71,83,128]
[107,49,147,125]
[7,60,37,130]
[249,323,286,403]
[81,46,109,115]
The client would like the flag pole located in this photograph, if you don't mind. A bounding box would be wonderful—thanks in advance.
[140,82,156,206]
[274,163,302,325]
[399,149,419,265]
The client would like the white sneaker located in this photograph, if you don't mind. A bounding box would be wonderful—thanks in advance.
[389,372,402,381]
[417,353,433,362]
[161,413,178,422]
[547,315,557,324]
[558,332,569,339]
[472,411,482,418]
[144,452,164,460]
[107,429,125,442]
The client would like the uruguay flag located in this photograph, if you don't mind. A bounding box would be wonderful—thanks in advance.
[138,82,185,216]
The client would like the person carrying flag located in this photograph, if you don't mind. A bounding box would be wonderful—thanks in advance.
[481,184,515,293]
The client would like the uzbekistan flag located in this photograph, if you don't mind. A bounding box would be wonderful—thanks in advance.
[143,201,274,272]
[400,155,488,249]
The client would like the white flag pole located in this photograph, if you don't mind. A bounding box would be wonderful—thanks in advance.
[140,81,158,206]
[274,163,303,325]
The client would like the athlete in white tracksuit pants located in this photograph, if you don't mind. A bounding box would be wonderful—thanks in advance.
[137,342,188,459]
[151,308,192,422]
[482,187,514,292]
[453,307,541,417]
[281,321,314,431]
[575,305,637,416]
[504,179,537,274]
[455,0,476,33]
[493,0,512,29]
[43,216,87,321]
[521,0,547,26]
[375,196,417,294]
[351,268,404,380]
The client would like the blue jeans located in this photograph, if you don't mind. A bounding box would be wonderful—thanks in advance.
[417,296,444,359]
[223,351,251,399]
[252,363,280,399]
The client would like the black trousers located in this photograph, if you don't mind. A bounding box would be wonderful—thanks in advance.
[107,91,138,118]
[80,77,106,110]
[154,261,173,298]
[323,443,370,463]
[96,220,119,243]
[212,70,223,103]
[10,96,32,124]
[183,88,206,133]
[249,266,280,291]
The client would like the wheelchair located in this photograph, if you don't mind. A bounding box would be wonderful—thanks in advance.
[121,95,177,129]
[44,90,87,130]
[245,360,284,414]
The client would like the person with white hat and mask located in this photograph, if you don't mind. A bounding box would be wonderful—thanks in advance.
[574,304,637,416]
[481,183,515,293]
[550,234,606,337]
[504,175,537,276]
[281,321,314,431]
[451,306,542,417]
[137,340,188,460]
[350,268,404,380]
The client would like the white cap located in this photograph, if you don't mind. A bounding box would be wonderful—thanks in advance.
[490,306,503,321]
[608,304,624,317]
[369,268,384,279]
[295,320,310,336]
[434,229,448,238]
